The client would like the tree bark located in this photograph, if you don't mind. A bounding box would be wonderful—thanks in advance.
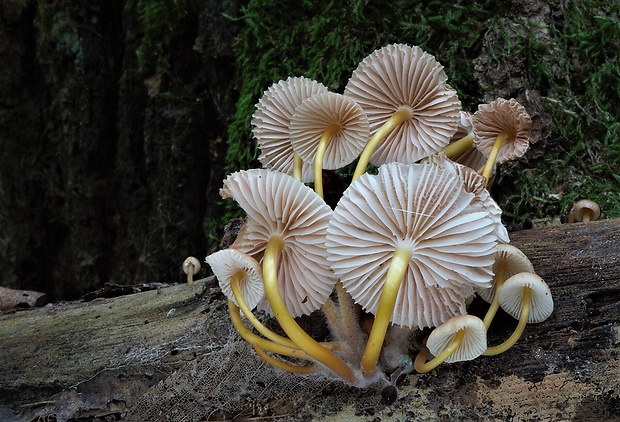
[1,218,618,421]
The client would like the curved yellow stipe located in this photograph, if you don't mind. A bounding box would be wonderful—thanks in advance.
[414,329,466,373]
[253,344,317,375]
[230,271,298,349]
[352,107,412,181]
[482,260,507,329]
[483,287,532,356]
[314,123,341,198]
[263,235,358,385]
[231,270,342,352]
[360,245,413,378]
[442,133,474,158]
[227,300,311,359]
[481,132,506,184]
[293,153,303,181]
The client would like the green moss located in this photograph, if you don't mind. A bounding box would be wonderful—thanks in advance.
[126,0,187,76]
[496,0,620,222]
[227,0,510,174]
[225,0,620,224]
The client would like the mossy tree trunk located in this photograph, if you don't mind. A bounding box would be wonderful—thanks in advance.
[0,0,241,300]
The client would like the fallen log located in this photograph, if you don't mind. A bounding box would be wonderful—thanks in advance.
[0,219,619,421]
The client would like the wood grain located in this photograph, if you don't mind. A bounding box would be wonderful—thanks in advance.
[0,219,618,421]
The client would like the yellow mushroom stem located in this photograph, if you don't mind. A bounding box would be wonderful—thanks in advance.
[442,133,474,159]
[313,123,341,198]
[263,235,358,385]
[252,344,317,375]
[480,132,507,185]
[413,329,466,373]
[227,300,311,359]
[352,107,413,181]
[230,270,298,349]
[230,270,342,352]
[483,287,532,356]
[293,153,303,181]
[482,260,507,329]
[360,245,413,378]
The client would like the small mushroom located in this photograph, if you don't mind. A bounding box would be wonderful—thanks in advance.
[182,257,201,285]
[289,92,369,198]
[344,43,461,180]
[484,272,553,356]
[414,315,487,373]
[473,98,531,185]
[475,244,534,329]
[252,76,328,182]
[568,199,601,223]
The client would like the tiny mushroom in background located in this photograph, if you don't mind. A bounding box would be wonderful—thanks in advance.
[252,76,328,182]
[473,98,531,185]
[344,43,461,180]
[221,168,358,385]
[289,91,369,198]
[484,272,553,356]
[326,161,500,378]
[182,257,201,285]
[568,199,601,223]
[414,314,487,373]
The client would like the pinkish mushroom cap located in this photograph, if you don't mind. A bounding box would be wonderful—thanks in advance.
[326,162,500,329]
[220,168,336,317]
[289,92,369,169]
[344,43,461,166]
[473,98,531,163]
[205,249,264,310]
[252,76,328,182]
[427,153,509,243]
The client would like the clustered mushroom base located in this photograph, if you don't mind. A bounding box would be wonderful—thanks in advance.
[204,43,556,394]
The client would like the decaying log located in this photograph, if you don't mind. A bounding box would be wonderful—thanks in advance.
[0,219,619,421]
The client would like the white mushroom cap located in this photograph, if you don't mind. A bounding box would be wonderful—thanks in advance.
[569,199,601,222]
[289,92,369,169]
[344,43,461,165]
[498,272,554,323]
[252,76,328,182]
[220,168,336,317]
[426,315,487,363]
[473,98,531,163]
[427,153,509,243]
[476,244,534,303]
[205,249,264,310]
[326,162,500,329]
[182,257,201,275]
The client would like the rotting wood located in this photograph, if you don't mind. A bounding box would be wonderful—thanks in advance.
[0,219,619,421]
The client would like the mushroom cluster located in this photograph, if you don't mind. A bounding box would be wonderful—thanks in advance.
[204,43,554,392]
